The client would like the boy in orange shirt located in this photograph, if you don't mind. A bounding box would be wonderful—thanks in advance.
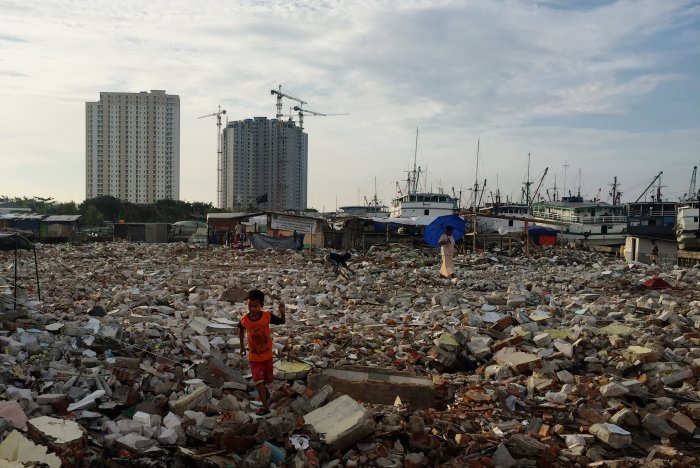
[238,289,285,413]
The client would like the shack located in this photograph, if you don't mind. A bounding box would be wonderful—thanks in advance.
[0,232,40,312]
[266,212,326,248]
[113,223,169,243]
[326,216,423,251]
[0,202,31,214]
[40,215,81,243]
[206,212,264,246]
[0,213,44,238]
[624,236,677,265]
[169,220,208,243]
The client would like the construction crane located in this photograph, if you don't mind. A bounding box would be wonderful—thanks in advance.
[529,167,549,209]
[687,165,697,201]
[198,105,227,208]
[292,105,350,129]
[634,171,663,203]
[270,85,306,119]
[268,86,308,210]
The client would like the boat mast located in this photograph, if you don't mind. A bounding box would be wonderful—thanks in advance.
[577,169,582,198]
[371,177,380,207]
[524,152,532,206]
[472,139,480,210]
[495,173,501,205]
[411,127,419,194]
[609,176,621,206]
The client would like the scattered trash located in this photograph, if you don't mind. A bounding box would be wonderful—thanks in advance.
[1,242,699,465]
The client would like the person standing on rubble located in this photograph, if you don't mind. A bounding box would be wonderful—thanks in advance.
[438,225,456,279]
[238,289,285,414]
[651,240,659,265]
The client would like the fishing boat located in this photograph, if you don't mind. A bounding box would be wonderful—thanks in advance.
[621,172,678,242]
[676,202,700,250]
[478,203,530,233]
[338,203,389,218]
[531,194,627,246]
[475,152,544,233]
[338,179,389,218]
[389,128,459,222]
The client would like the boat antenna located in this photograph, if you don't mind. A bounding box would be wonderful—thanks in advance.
[563,161,569,199]
[577,168,582,198]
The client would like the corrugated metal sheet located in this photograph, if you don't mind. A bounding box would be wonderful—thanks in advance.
[0,213,44,220]
[43,215,82,222]
[206,212,263,220]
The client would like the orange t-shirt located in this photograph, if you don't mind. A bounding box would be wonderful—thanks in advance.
[239,311,283,362]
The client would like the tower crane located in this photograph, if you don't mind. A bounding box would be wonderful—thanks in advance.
[198,105,227,208]
[270,85,306,119]
[292,105,350,129]
[268,86,306,210]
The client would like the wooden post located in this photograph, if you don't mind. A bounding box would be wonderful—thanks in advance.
[472,213,477,253]
[525,220,530,256]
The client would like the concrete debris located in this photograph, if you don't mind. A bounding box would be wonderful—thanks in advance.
[304,395,375,452]
[589,423,632,448]
[0,401,28,431]
[0,430,61,468]
[1,241,699,465]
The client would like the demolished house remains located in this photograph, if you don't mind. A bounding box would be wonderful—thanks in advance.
[0,240,699,466]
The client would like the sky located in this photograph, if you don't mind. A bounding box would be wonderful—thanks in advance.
[1,0,699,211]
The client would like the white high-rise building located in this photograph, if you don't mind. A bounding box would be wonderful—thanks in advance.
[85,90,180,203]
[221,117,308,211]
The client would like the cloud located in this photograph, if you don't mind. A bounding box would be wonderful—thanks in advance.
[0,69,26,77]
[0,34,27,42]
[0,0,698,208]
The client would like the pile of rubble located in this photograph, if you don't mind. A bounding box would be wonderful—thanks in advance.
[0,241,699,466]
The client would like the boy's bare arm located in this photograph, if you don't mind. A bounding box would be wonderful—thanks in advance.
[278,303,286,322]
[238,327,246,355]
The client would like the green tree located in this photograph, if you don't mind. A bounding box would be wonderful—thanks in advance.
[48,201,78,215]
[82,204,104,226]
[80,196,122,222]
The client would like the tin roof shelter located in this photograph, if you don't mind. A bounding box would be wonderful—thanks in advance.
[0,232,41,309]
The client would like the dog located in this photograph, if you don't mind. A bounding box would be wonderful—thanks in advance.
[326,251,353,274]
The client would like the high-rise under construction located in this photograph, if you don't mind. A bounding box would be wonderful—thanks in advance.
[221,117,308,211]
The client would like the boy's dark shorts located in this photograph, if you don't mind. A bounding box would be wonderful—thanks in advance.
[250,359,274,384]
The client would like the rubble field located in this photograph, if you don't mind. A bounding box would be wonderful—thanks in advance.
[1,242,699,467]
